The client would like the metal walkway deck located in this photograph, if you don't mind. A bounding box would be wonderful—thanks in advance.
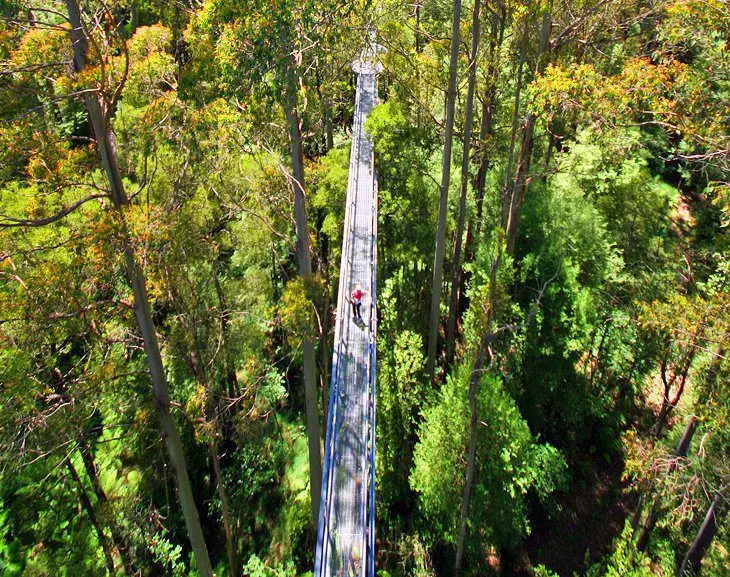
[314,53,380,577]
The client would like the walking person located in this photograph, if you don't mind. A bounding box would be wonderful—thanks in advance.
[351,285,365,321]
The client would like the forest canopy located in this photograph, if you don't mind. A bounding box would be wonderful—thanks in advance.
[0,0,728,576]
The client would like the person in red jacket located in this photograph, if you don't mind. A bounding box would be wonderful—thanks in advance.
[351,286,365,320]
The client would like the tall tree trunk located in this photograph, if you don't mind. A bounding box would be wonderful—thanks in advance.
[472,1,503,240]
[210,440,237,574]
[415,0,422,53]
[321,251,331,441]
[454,249,502,577]
[637,415,698,551]
[65,3,214,575]
[446,0,482,365]
[79,436,136,576]
[284,60,322,528]
[315,60,334,153]
[501,27,527,230]
[505,11,551,256]
[186,306,239,577]
[426,0,462,380]
[67,459,117,576]
[677,487,726,576]
[213,260,240,400]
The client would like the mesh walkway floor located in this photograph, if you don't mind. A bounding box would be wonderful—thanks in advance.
[314,62,379,577]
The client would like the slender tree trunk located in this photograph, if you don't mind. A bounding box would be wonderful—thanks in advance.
[67,459,117,576]
[210,441,237,574]
[426,0,462,380]
[79,436,136,577]
[473,98,492,238]
[315,60,334,153]
[473,2,503,240]
[651,350,694,438]
[651,400,672,438]
[321,258,331,440]
[213,260,240,399]
[677,487,726,576]
[505,11,551,256]
[187,310,239,577]
[501,29,527,229]
[446,0,482,365]
[637,415,698,551]
[284,60,322,528]
[65,3,214,575]
[454,249,502,577]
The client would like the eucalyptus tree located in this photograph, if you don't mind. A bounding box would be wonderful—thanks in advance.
[0,1,215,574]
[426,0,462,380]
[445,0,482,365]
[187,0,365,528]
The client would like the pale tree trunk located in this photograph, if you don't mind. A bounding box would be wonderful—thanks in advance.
[426,0,462,380]
[65,3,214,575]
[454,249,502,577]
[677,487,726,576]
[67,459,117,576]
[446,0,482,365]
[505,10,551,256]
[637,415,698,551]
[284,61,322,528]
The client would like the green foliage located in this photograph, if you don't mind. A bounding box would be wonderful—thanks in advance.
[411,365,568,552]
[376,330,428,528]
[277,277,319,345]
[311,145,350,248]
[584,523,661,577]
[148,528,190,577]
[366,99,438,275]
[242,554,297,577]
[1,0,729,573]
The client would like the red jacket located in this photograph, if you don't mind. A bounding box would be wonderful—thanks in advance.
[351,289,363,303]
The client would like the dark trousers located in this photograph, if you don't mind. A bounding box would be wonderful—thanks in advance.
[351,300,362,319]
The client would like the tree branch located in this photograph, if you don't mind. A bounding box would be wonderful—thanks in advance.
[0,194,106,228]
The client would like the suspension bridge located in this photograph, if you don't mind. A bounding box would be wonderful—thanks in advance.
[314,39,381,577]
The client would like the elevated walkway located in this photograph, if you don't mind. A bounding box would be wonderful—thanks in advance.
[314,47,380,577]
